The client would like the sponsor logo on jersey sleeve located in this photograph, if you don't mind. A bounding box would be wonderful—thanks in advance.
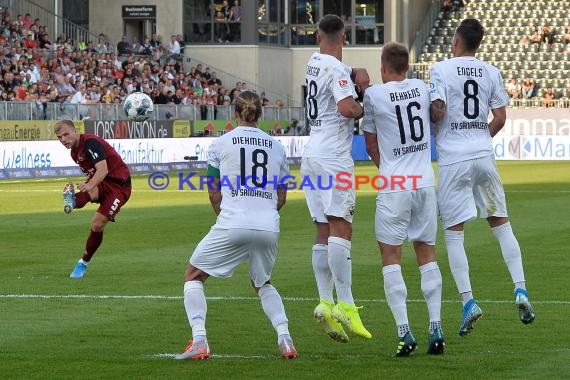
[429,82,436,95]
[338,79,349,88]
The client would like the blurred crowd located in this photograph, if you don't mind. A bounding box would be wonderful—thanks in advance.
[0,5,286,114]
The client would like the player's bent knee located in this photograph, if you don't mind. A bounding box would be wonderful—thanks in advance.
[185,265,209,282]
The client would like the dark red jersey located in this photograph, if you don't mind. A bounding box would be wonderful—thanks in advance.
[71,134,130,183]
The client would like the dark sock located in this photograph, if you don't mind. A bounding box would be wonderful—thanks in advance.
[82,230,104,262]
[75,192,91,209]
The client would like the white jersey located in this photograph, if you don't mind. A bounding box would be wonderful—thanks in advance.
[362,79,435,193]
[303,52,358,159]
[207,126,289,232]
[429,56,508,165]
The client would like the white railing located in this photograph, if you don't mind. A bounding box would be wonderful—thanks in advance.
[0,102,307,122]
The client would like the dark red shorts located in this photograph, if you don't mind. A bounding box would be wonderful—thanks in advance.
[96,179,131,221]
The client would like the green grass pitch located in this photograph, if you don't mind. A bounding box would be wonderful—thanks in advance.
[0,161,569,379]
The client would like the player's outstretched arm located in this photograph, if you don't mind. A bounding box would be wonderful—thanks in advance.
[208,177,222,215]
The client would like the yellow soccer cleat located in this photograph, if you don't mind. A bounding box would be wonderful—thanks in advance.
[314,300,349,343]
[331,301,372,339]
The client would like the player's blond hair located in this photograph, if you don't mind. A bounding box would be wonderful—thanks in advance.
[235,91,262,122]
[54,119,76,133]
[381,42,409,75]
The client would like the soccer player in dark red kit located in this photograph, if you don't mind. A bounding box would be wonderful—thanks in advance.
[55,119,132,278]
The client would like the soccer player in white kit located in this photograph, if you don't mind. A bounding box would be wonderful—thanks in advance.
[175,91,297,360]
[429,18,535,336]
[362,42,444,357]
[301,14,372,342]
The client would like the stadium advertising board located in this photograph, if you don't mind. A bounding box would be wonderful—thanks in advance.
[0,120,60,141]
[83,120,190,139]
[0,136,311,171]
[193,120,291,135]
[498,109,570,136]
[494,135,570,160]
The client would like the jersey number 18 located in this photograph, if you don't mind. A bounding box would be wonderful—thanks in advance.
[240,147,268,188]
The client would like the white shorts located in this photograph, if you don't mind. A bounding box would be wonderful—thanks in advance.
[375,187,438,245]
[437,155,508,229]
[300,156,355,223]
[189,226,278,287]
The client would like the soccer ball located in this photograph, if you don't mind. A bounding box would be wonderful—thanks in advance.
[123,92,154,121]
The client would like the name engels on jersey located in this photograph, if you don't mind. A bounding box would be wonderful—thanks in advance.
[457,66,483,77]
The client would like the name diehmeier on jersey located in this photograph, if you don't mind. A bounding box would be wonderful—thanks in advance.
[232,136,273,148]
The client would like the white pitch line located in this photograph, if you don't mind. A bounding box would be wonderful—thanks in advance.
[1,294,569,304]
[153,353,271,359]
[154,348,570,360]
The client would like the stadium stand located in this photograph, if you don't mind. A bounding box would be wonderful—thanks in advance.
[413,0,570,108]
[0,5,304,133]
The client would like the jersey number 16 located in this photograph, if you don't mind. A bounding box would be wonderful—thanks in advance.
[395,101,424,145]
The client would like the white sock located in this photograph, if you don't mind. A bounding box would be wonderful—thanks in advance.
[444,230,473,298]
[419,261,442,328]
[258,284,289,338]
[382,264,408,335]
[491,222,526,286]
[312,244,334,302]
[328,237,354,304]
[79,259,88,265]
[183,280,207,339]
[461,291,474,305]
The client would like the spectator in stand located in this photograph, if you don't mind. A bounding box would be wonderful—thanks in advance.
[76,35,87,51]
[506,78,521,99]
[530,29,541,44]
[168,34,181,59]
[176,34,185,56]
[221,0,233,41]
[22,13,33,29]
[521,78,535,99]
[70,84,87,104]
[150,33,161,49]
[24,31,38,49]
[229,0,241,42]
[214,10,229,43]
[542,87,555,108]
[564,26,570,44]
[97,33,110,53]
[131,36,142,54]
[117,36,133,55]
[140,37,153,56]
[39,33,51,49]
[541,25,554,45]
